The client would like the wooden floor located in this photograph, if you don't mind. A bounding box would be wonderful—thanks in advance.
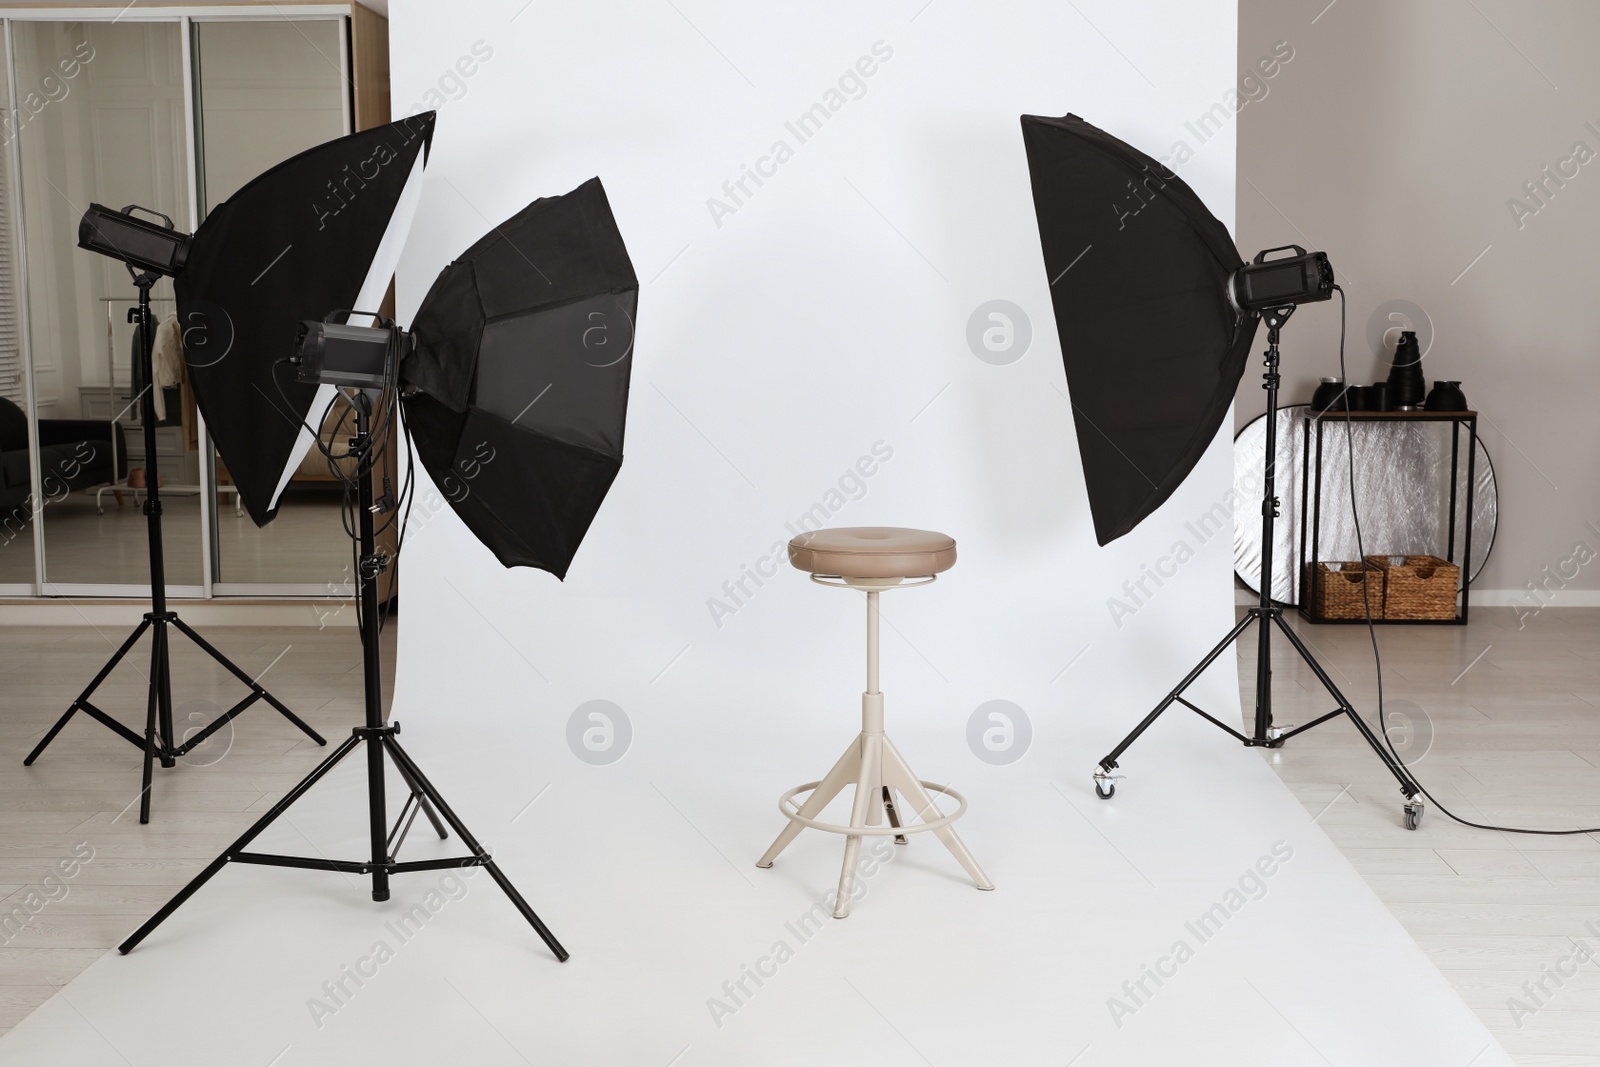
[0,608,1597,1062]
[1247,605,1600,1065]
[0,619,393,1035]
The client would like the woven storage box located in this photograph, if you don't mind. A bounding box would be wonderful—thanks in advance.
[1308,561,1383,619]
[1369,554,1460,620]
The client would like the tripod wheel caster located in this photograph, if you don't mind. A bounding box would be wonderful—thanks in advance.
[1403,800,1424,831]
[1093,774,1116,800]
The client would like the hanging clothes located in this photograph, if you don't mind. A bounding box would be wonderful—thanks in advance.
[129,315,183,424]
[150,315,183,422]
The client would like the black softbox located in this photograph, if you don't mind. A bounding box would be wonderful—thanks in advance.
[179,113,435,526]
[1021,113,1259,545]
[401,177,637,579]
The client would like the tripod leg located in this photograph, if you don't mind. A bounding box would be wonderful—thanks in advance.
[25,618,151,766]
[389,755,448,840]
[382,736,568,962]
[139,635,162,825]
[1270,614,1419,793]
[1100,611,1259,769]
[119,732,364,953]
[169,690,261,756]
[154,621,176,769]
[169,617,326,745]
[24,709,80,768]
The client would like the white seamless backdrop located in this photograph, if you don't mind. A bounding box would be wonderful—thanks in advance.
[374,2,1510,1064]
[388,2,1250,772]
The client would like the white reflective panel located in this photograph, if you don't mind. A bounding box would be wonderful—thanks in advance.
[1233,405,1497,603]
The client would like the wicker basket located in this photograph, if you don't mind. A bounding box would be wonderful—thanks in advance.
[1307,561,1383,619]
[1369,554,1460,620]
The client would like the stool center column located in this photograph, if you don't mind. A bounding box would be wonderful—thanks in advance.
[863,589,884,734]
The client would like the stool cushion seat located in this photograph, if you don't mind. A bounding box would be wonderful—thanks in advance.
[788,527,956,578]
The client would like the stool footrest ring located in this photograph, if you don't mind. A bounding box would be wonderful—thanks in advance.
[777,779,968,836]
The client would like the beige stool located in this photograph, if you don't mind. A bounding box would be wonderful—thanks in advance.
[757,527,993,918]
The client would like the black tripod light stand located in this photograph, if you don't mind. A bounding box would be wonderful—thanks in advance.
[119,391,568,961]
[24,254,324,824]
[1091,305,1427,830]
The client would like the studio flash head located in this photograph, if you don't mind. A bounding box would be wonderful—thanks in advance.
[291,313,402,389]
[1229,245,1335,315]
[77,204,191,277]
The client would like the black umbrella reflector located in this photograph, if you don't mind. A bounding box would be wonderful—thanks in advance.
[402,177,637,579]
[178,112,436,526]
[1021,113,1259,546]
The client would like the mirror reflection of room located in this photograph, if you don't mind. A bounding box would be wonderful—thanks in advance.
[194,19,350,590]
[0,18,353,594]
[9,22,193,589]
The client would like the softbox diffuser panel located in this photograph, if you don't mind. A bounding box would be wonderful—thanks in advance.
[179,112,435,526]
[401,176,638,580]
[1020,113,1259,545]
[474,291,636,457]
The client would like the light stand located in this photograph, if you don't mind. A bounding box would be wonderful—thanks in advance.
[119,390,568,961]
[1092,305,1427,829]
[24,264,325,823]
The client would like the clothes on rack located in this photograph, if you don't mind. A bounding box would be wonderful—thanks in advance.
[151,315,183,421]
[130,314,184,422]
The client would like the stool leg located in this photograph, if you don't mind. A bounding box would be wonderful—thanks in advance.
[757,736,860,869]
[882,736,993,891]
[833,733,882,919]
[866,784,884,827]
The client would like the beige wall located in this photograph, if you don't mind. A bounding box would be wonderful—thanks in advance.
[1237,0,1600,599]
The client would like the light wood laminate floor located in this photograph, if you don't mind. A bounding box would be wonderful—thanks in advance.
[0,608,1596,1062]
[1241,606,1600,1064]
[0,619,392,1035]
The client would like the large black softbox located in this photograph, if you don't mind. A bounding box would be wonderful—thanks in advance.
[179,113,435,526]
[1021,113,1259,545]
[401,177,637,579]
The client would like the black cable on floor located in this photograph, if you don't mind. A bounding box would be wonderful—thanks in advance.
[1331,284,1600,835]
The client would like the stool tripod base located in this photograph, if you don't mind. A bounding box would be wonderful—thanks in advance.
[757,731,993,919]
[24,610,326,824]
